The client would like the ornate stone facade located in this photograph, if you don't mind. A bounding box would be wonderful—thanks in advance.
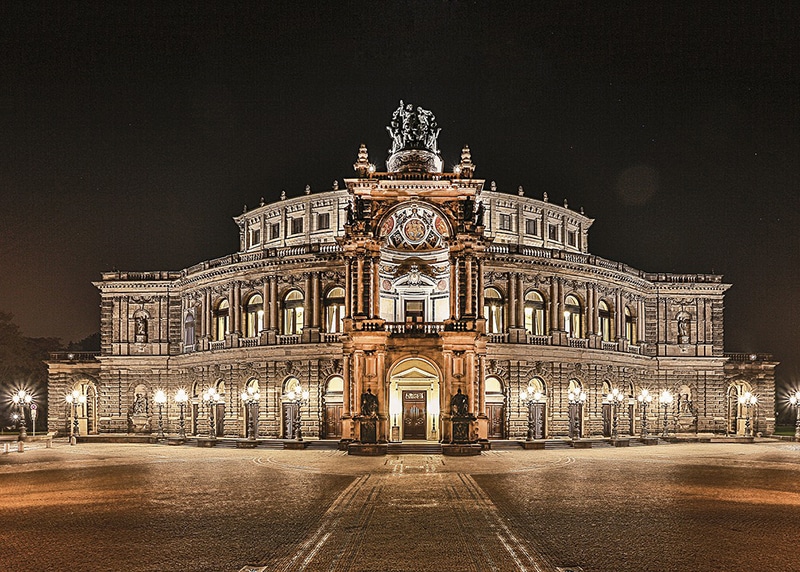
[47,104,776,442]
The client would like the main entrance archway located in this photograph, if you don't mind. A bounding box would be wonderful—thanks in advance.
[387,357,441,441]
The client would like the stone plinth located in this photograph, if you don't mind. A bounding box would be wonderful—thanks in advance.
[571,440,592,448]
[348,443,388,456]
[519,440,546,450]
[611,438,630,447]
[167,438,185,446]
[196,438,217,447]
[284,441,309,450]
[442,444,482,456]
[639,437,659,445]
[236,439,259,448]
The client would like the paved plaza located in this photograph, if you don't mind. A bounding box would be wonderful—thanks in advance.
[2,440,799,571]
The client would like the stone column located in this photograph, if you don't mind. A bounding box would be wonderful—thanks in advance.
[516,274,525,328]
[549,278,558,332]
[262,279,270,331]
[356,256,364,315]
[344,259,352,317]
[508,272,517,328]
[372,256,381,318]
[476,259,485,316]
[465,256,473,316]
[449,257,458,319]
[233,281,242,334]
[312,272,321,329]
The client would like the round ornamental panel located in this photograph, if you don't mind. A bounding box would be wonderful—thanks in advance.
[382,279,393,291]
[381,216,395,236]
[437,279,448,291]
[403,219,426,243]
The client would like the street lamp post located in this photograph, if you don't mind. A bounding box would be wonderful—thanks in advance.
[607,388,625,439]
[11,390,33,440]
[568,389,587,440]
[154,390,167,440]
[241,386,260,440]
[789,391,800,440]
[660,390,673,438]
[637,389,653,438]
[174,389,188,439]
[202,388,222,439]
[739,392,758,437]
[65,390,86,445]
[520,387,544,441]
[286,386,309,441]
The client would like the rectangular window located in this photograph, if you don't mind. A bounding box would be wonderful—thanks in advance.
[271,222,281,240]
[249,228,261,247]
[567,230,577,246]
[499,213,512,231]
[291,218,303,235]
[317,212,330,230]
[525,218,538,235]
[548,224,559,241]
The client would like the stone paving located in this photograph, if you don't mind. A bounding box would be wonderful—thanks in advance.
[1,440,799,571]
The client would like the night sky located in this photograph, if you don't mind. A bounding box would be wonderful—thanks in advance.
[1,3,798,386]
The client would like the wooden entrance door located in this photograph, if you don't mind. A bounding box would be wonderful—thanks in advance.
[283,403,297,438]
[324,404,342,438]
[486,403,505,439]
[402,391,427,440]
[191,403,199,436]
[602,403,612,437]
[215,403,225,437]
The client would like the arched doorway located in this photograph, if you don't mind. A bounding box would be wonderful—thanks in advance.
[568,379,586,438]
[242,378,259,438]
[70,378,98,436]
[727,381,754,435]
[323,376,344,438]
[282,377,303,439]
[485,376,505,439]
[387,358,441,441]
[601,380,613,437]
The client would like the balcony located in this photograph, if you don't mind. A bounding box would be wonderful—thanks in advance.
[384,322,445,336]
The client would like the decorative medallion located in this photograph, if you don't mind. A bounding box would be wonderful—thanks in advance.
[403,219,426,243]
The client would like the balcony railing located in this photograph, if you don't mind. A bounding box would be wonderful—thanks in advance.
[240,337,260,347]
[209,340,226,351]
[487,333,509,343]
[601,341,619,352]
[526,334,551,345]
[568,337,588,348]
[384,322,445,335]
[277,334,301,345]
[49,351,99,362]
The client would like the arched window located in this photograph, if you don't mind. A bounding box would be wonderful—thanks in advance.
[244,294,264,338]
[564,295,583,338]
[282,289,305,335]
[213,300,229,341]
[598,300,612,342]
[483,287,505,334]
[527,376,546,395]
[625,306,636,344]
[324,287,345,333]
[184,313,195,347]
[524,290,546,336]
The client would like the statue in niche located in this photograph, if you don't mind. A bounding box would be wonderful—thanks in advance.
[345,201,355,225]
[135,316,148,343]
[677,315,690,343]
[132,393,148,415]
[451,388,468,417]
[360,388,378,418]
[475,201,485,226]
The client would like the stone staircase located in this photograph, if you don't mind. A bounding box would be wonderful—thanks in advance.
[387,442,443,455]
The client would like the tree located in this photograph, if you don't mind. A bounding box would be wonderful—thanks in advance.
[0,312,61,432]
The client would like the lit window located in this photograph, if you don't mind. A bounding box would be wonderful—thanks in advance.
[245,294,264,338]
[483,287,505,334]
[184,313,195,346]
[524,290,546,335]
[324,287,345,333]
[249,228,261,247]
[213,299,229,341]
[564,294,582,338]
[317,212,330,230]
[525,218,538,235]
[499,213,512,231]
[282,289,304,335]
[598,300,612,342]
[625,306,636,344]
[548,224,559,241]
[271,222,281,240]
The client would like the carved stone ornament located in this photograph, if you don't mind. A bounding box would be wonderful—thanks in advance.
[385,101,444,173]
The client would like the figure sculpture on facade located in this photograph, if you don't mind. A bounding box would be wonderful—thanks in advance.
[361,388,378,418]
[386,100,441,154]
[134,316,148,343]
[132,393,147,414]
[677,315,690,342]
[475,201,485,226]
[451,388,468,417]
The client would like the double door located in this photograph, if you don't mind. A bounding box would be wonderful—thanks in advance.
[402,391,427,440]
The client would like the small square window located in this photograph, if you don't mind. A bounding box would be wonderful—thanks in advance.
[317,212,330,230]
[271,223,281,240]
[548,224,559,241]
[525,218,538,235]
[291,218,303,235]
[499,213,512,231]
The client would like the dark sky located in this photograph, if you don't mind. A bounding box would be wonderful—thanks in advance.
[1,2,798,383]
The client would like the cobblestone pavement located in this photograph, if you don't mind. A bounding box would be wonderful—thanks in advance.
[2,440,799,571]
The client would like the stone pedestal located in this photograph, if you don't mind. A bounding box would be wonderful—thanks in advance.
[359,417,378,444]
[196,438,217,447]
[639,437,659,445]
[127,414,150,434]
[236,439,259,448]
[519,440,546,450]
[450,415,475,444]
[283,441,309,450]
[442,444,482,456]
[348,443,388,456]
[611,438,630,447]
[571,439,592,449]
[167,438,185,446]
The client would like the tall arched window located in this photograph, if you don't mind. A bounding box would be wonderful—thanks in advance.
[564,295,583,338]
[483,287,505,334]
[524,290,546,335]
[213,300,229,341]
[598,300,612,342]
[625,306,636,344]
[282,289,305,335]
[184,313,195,347]
[324,287,345,333]
[244,294,264,338]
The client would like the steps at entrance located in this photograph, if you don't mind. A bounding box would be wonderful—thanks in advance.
[387,442,443,455]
